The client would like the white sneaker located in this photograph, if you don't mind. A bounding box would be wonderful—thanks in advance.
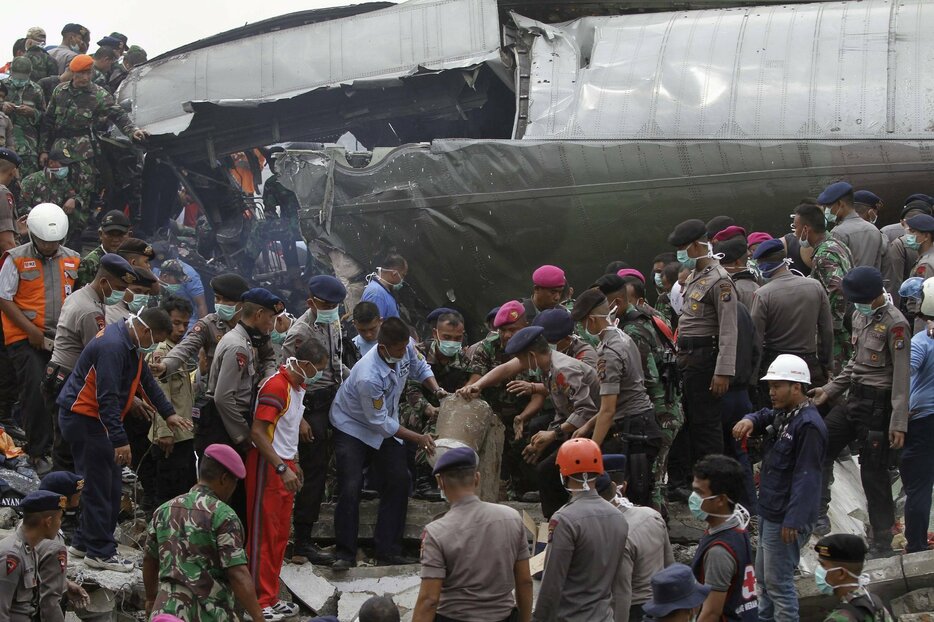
[84,555,134,573]
[67,546,85,559]
[271,600,299,617]
[121,467,137,484]
[260,606,285,621]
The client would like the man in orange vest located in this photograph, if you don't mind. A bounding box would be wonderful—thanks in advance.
[0,202,79,475]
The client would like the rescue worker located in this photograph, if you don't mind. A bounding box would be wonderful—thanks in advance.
[885,200,929,312]
[794,203,855,375]
[903,213,934,333]
[0,490,66,621]
[18,149,80,247]
[570,288,662,507]
[532,439,628,622]
[74,209,131,287]
[810,267,909,556]
[1,57,46,178]
[642,564,711,622]
[343,301,381,367]
[0,203,80,475]
[459,325,599,518]
[714,237,758,310]
[533,307,597,369]
[57,307,187,572]
[689,454,758,621]
[820,181,888,271]
[329,317,440,569]
[361,254,407,319]
[750,238,834,389]
[733,354,828,621]
[814,535,894,621]
[522,264,568,323]
[667,219,739,495]
[412,447,533,622]
[282,275,349,565]
[144,444,264,622]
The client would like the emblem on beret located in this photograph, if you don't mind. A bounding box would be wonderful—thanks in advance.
[122,273,137,284]
[144,246,153,256]
[58,496,67,509]
[75,479,84,491]
[509,311,519,321]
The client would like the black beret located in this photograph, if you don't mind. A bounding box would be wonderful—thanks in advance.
[0,147,22,168]
[668,219,707,247]
[39,471,84,497]
[814,534,868,563]
[906,214,934,234]
[901,201,934,220]
[100,253,138,285]
[705,215,735,240]
[132,266,158,287]
[842,266,884,303]
[570,288,608,322]
[504,325,545,355]
[48,148,77,166]
[751,238,786,261]
[241,287,285,313]
[602,454,627,473]
[533,308,574,342]
[151,241,174,263]
[210,274,250,300]
[117,238,155,259]
[99,210,130,232]
[594,274,627,295]
[19,490,66,513]
[904,193,933,207]
[817,181,853,205]
[713,237,748,263]
[307,275,346,304]
[61,24,88,36]
[432,446,478,476]
[427,307,458,323]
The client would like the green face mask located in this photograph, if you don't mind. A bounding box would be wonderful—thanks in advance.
[163,283,182,295]
[437,340,462,358]
[103,282,125,306]
[216,303,238,321]
[128,293,150,313]
[854,303,875,316]
[51,166,69,180]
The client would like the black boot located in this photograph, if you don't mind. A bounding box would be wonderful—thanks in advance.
[293,525,335,566]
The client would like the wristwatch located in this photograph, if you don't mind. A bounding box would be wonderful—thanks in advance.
[275,463,288,475]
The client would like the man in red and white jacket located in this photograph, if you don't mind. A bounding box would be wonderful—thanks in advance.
[245,339,329,622]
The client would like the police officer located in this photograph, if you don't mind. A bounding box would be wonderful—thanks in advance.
[74,210,130,287]
[814,534,894,621]
[36,472,89,621]
[522,264,568,323]
[282,275,349,565]
[0,490,66,621]
[714,237,758,310]
[885,201,929,312]
[533,307,597,368]
[412,447,533,622]
[0,203,80,475]
[0,147,19,251]
[532,439,628,622]
[667,218,739,493]
[751,238,834,389]
[810,267,910,556]
[820,181,888,271]
[903,213,934,333]
[570,288,662,507]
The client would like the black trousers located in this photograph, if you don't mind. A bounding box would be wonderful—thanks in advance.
[42,362,75,472]
[146,439,197,508]
[9,341,52,458]
[674,346,724,486]
[0,325,18,423]
[293,391,334,542]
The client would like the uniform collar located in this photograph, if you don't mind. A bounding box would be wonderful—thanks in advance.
[450,494,480,508]
[841,211,861,223]
[191,483,220,501]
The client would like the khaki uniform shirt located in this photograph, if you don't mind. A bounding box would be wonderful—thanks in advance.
[420,495,530,622]
[732,273,759,310]
[831,211,887,271]
[678,262,739,376]
[104,300,132,324]
[34,533,67,622]
[281,308,348,391]
[885,235,917,310]
[751,270,834,365]
[0,526,40,621]
[0,184,14,235]
[597,328,653,419]
[907,246,934,333]
[50,285,106,371]
[149,339,195,443]
[615,504,674,614]
[207,324,266,445]
[162,313,275,381]
[545,350,600,428]
[563,335,598,369]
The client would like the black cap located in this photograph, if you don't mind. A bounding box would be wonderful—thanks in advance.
[906,214,934,234]
[594,273,627,296]
[602,454,627,473]
[569,288,607,322]
[61,23,88,36]
[533,308,575,342]
[19,490,66,513]
[705,215,735,240]
[160,259,190,282]
[504,326,545,355]
[668,219,707,247]
[842,266,884,303]
[432,446,478,476]
[48,147,77,166]
[714,237,748,263]
[814,534,868,563]
[307,275,346,304]
[39,471,84,497]
[241,287,285,313]
[904,193,934,208]
[0,148,21,168]
[117,238,154,259]
[210,274,249,300]
[99,210,130,232]
[100,253,138,285]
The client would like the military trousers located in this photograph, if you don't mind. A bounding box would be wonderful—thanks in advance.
[9,340,52,458]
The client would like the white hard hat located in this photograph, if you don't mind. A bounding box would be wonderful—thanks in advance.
[921,278,934,318]
[26,203,69,242]
[760,354,811,384]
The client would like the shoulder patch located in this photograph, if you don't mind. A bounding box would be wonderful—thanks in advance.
[720,289,732,302]
[193,323,202,333]
[57,549,66,573]
[373,397,384,410]
[6,554,18,575]
[917,266,927,277]
[556,372,567,387]
[236,352,247,370]
[548,518,558,543]
[5,193,12,210]
[95,315,105,331]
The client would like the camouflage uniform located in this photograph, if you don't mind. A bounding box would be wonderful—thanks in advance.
[1,77,46,177]
[39,81,139,222]
[654,292,676,328]
[619,305,683,511]
[810,236,855,374]
[0,113,12,148]
[146,484,249,622]
[18,169,81,231]
[822,590,894,621]
[91,69,110,91]
[75,245,105,288]
[23,46,58,83]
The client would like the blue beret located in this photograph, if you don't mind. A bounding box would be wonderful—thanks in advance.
[853,190,881,206]
[485,306,501,322]
[97,36,122,48]
[504,325,545,355]
[241,287,285,313]
[842,266,884,303]
[39,471,84,497]
[667,219,707,246]
[307,275,346,304]
[907,214,934,233]
[533,308,574,342]
[432,446,478,476]
[427,307,458,323]
[751,238,786,260]
[19,490,65,513]
[100,253,139,285]
[817,181,853,205]
[899,276,925,300]
[595,473,614,495]
[902,201,934,219]
[602,454,627,473]
[0,147,21,168]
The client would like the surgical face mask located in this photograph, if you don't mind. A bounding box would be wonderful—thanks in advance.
[548,343,558,351]
[49,166,69,180]
[163,283,182,295]
[654,272,664,289]
[271,317,292,345]
[9,78,27,88]
[102,280,124,306]
[288,357,322,385]
[314,305,340,325]
[905,233,921,250]
[688,492,735,521]
[526,353,538,372]
[216,303,238,322]
[69,44,81,53]
[438,482,448,502]
[128,293,150,313]
[437,340,462,358]
[677,248,697,270]
[814,565,836,595]
[380,345,404,365]
[392,280,404,292]
[130,315,158,354]
[824,206,836,226]
[797,227,811,249]
[854,302,875,316]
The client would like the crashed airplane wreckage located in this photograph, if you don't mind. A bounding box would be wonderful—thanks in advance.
[119,0,934,331]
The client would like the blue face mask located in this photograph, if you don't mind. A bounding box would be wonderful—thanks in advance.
[314,306,340,324]
[216,303,238,322]
[854,303,875,316]
[128,293,150,313]
[757,261,785,281]
[905,233,921,250]
[814,565,835,595]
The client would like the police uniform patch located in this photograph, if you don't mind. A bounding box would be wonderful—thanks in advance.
[895,338,905,350]
[4,194,12,210]
[720,290,731,302]
[193,324,202,333]
[918,266,927,277]
[95,315,105,330]
[547,518,558,543]
[236,352,247,370]
[874,324,887,333]
[57,549,66,573]
[6,554,18,575]
[556,372,566,387]
[373,397,384,410]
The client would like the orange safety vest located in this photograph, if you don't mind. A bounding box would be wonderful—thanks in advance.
[1,244,80,345]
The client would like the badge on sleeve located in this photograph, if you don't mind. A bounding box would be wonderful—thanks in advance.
[57,550,66,573]
[5,194,12,210]
[373,397,384,410]
[236,352,247,370]
[193,324,202,333]
[547,518,558,543]
[95,315,105,330]
[6,554,18,575]
[893,325,906,349]
[719,284,732,302]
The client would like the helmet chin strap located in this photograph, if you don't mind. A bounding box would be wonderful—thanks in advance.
[560,473,592,493]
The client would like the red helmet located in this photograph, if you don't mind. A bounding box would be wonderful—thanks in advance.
[556,438,604,477]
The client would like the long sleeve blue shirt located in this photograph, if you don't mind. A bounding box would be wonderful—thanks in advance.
[360,279,400,319]
[909,330,934,420]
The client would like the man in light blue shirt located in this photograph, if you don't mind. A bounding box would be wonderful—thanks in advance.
[330,316,442,569]
[905,307,934,553]
[155,258,208,331]
[360,254,407,319]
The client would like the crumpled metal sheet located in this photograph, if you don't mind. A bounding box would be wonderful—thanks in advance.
[117,0,502,136]
[517,0,934,140]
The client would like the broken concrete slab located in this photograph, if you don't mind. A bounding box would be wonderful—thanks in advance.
[434,396,505,502]
[892,587,934,617]
[280,562,338,614]
[898,614,934,621]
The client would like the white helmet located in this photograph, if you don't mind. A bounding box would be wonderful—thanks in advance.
[26,203,69,242]
[920,278,934,318]
[760,354,810,384]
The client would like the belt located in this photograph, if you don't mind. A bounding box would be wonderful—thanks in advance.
[849,383,891,400]
[677,335,718,349]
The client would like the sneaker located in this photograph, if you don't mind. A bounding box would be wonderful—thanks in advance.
[271,600,299,617]
[121,467,137,484]
[260,606,284,622]
[68,545,86,559]
[331,558,355,571]
[84,555,134,572]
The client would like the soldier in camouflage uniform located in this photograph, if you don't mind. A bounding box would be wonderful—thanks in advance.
[39,54,146,232]
[794,204,855,374]
[401,310,479,499]
[75,210,130,288]
[1,58,46,177]
[144,445,264,622]
[23,37,59,83]
[814,534,895,622]
[18,150,80,238]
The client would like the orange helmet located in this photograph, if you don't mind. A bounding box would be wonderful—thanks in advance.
[556,438,604,477]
